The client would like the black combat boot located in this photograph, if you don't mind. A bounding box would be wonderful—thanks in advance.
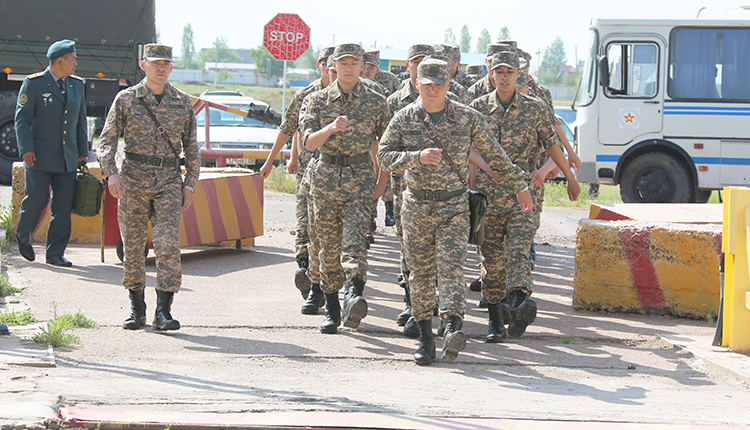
[485,302,507,343]
[301,283,325,315]
[396,285,411,326]
[403,316,419,338]
[294,257,311,299]
[414,319,436,365]
[366,232,375,245]
[320,292,341,334]
[152,290,180,331]
[507,289,537,338]
[437,318,445,338]
[441,315,466,362]
[342,278,368,328]
[469,277,482,292]
[384,201,395,226]
[122,289,146,330]
[501,296,511,322]
[529,243,536,270]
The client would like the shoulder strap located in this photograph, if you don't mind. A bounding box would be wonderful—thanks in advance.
[417,108,468,189]
[138,98,181,159]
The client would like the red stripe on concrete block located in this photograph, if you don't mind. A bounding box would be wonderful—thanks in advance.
[619,225,667,309]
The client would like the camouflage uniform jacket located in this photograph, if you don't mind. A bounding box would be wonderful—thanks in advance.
[528,77,560,125]
[467,74,496,102]
[469,89,559,210]
[388,80,459,116]
[97,78,200,189]
[454,68,477,90]
[279,79,325,172]
[377,98,526,197]
[299,78,389,200]
[362,77,390,97]
[375,69,401,94]
[450,79,471,104]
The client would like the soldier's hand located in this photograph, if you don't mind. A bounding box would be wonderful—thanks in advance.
[181,187,194,211]
[328,116,349,133]
[259,160,273,179]
[568,151,582,172]
[546,167,561,180]
[531,169,546,187]
[566,178,581,201]
[22,152,36,166]
[419,148,442,165]
[287,156,298,174]
[517,189,533,212]
[108,174,124,200]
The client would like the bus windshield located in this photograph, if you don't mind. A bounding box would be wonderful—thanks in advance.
[578,28,598,107]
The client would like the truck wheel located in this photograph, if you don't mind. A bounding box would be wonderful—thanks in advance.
[620,153,692,203]
[0,90,20,185]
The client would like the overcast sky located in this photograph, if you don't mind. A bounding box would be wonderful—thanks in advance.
[155,0,745,69]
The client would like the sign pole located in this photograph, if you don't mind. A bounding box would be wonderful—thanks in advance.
[282,60,288,114]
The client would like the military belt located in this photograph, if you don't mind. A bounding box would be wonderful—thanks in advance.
[408,187,465,201]
[319,152,369,166]
[125,152,181,168]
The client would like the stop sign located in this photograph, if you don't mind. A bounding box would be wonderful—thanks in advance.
[263,13,311,61]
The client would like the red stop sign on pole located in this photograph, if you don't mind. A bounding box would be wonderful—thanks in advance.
[263,13,311,61]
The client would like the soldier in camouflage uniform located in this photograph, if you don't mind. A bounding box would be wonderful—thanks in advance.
[97,44,200,332]
[260,46,335,307]
[440,43,476,93]
[365,48,400,94]
[466,64,485,82]
[469,52,579,342]
[467,43,513,102]
[378,58,531,365]
[299,44,390,335]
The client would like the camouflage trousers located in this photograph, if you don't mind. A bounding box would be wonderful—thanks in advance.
[370,174,393,219]
[533,181,545,232]
[294,167,310,261]
[402,194,468,321]
[391,173,408,275]
[313,194,370,294]
[479,194,536,304]
[118,179,182,293]
[301,176,320,284]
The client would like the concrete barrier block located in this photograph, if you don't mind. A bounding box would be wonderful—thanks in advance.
[574,218,721,319]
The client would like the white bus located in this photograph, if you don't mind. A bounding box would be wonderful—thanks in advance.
[574,7,750,203]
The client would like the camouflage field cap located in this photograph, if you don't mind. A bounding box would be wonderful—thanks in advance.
[408,44,436,61]
[497,40,518,51]
[490,51,520,70]
[441,43,461,62]
[517,48,532,62]
[318,46,335,61]
[333,43,364,61]
[143,44,173,62]
[466,64,485,77]
[486,43,512,57]
[47,39,75,59]
[433,44,445,55]
[326,55,335,69]
[519,58,530,73]
[516,70,529,88]
[427,53,451,65]
[417,58,450,86]
[364,48,380,66]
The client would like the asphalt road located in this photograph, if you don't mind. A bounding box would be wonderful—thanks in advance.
[2,188,749,427]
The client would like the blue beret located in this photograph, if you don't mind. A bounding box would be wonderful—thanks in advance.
[47,39,75,59]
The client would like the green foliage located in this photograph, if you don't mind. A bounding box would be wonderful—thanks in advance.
[497,27,511,42]
[475,29,491,55]
[0,204,12,231]
[562,336,574,344]
[180,23,199,69]
[0,276,21,297]
[264,165,297,194]
[459,25,472,54]
[198,37,241,68]
[444,28,457,44]
[295,48,318,72]
[215,68,232,82]
[539,36,568,85]
[29,303,96,348]
[248,45,285,78]
[543,181,623,208]
[0,309,37,326]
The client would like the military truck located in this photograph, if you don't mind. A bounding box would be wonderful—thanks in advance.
[0,0,157,184]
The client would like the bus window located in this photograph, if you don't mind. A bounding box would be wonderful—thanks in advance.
[605,43,658,98]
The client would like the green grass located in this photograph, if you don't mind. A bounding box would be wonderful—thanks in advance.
[562,336,574,344]
[0,204,12,231]
[264,164,297,194]
[29,303,96,347]
[0,276,21,297]
[0,309,37,326]
[170,82,290,112]
[543,181,622,208]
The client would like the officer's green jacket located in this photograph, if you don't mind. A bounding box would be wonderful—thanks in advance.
[15,68,88,172]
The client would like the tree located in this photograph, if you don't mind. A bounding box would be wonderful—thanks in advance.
[497,27,511,42]
[475,29,491,55]
[459,25,471,53]
[180,24,197,69]
[539,36,567,85]
[216,68,232,82]
[444,28,457,44]
[294,47,317,71]
[248,45,284,78]
[197,37,241,68]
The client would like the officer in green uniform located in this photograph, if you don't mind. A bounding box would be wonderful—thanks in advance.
[14,39,88,267]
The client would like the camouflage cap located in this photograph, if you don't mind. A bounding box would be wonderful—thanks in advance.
[519,58,529,73]
[408,44,436,61]
[516,70,529,88]
[441,43,461,62]
[364,48,380,66]
[318,46,335,62]
[490,51,520,70]
[333,43,364,61]
[486,43,513,57]
[427,54,451,65]
[47,39,75,59]
[326,55,335,69]
[517,48,532,62]
[143,44,173,62]
[496,40,518,51]
[432,44,445,55]
[466,63,485,77]
[417,58,450,86]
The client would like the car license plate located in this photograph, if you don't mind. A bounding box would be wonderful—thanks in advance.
[226,158,259,166]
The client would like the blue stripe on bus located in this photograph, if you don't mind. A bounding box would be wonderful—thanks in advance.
[596,155,620,162]
[665,106,750,115]
[597,155,750,165]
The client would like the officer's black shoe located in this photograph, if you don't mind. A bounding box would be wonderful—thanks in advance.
[469,277,482,292]
[485,302,507,343]
[370,218,377,233]
[441,315,466,362]
[152,290,180,331]
[384,201,395,227]
[15,234,35,261]
[403,316,420,338]
[122,289,147,330]
[507,290,537,339]
[301,283,325,315]
[366,232,375,244]
[414,319,436,365]
[342,278,367,328]
[46,254,72,267]
[396,288,411,326]
[320,292,341,334]
[436,318,445,338]
[529,243,536,270]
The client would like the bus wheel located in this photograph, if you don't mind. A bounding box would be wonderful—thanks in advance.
[694,189,712,204]
[620,153,691,203]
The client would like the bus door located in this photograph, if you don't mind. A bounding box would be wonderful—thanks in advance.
[598,38,664,145]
